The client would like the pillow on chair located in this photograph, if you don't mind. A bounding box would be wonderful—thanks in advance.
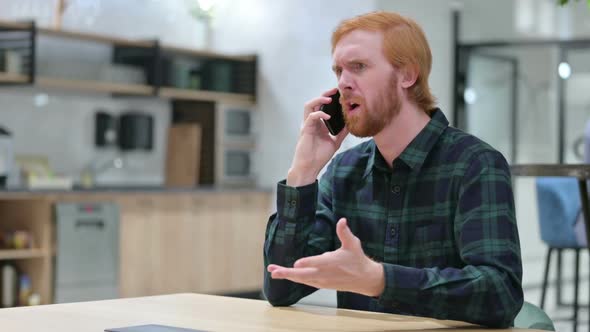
[536,177,583,248]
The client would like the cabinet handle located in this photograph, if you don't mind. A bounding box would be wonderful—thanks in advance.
[75,219,105,229]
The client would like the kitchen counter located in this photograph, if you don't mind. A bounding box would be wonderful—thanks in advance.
[0,187,273,303]
[0,185,273,197]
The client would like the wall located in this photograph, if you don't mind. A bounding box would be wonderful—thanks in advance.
[0,88,169,186]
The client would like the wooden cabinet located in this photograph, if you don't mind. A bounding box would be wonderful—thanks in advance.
[0,190,272,306]
[0,199,53,305]
[118,192,270,297]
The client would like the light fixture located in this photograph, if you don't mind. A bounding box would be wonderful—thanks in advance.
[187,0,217,18]
[464,88,478,105]
[34,93,49,108]
[186,0,218,49]
[558,62,571,79]
[197,0,216,13]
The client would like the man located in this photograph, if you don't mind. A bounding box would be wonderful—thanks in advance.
[263,11,523,328]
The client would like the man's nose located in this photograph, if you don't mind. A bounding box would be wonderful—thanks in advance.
[338,71,353,91]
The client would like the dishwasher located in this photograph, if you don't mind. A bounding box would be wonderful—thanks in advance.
[54,202,119,303]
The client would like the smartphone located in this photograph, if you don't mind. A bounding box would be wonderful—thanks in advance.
[320,91,345,135]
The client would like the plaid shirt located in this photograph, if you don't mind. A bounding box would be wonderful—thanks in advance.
[263,109,523,328]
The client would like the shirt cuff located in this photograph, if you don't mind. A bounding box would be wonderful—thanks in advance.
[378,263,421,309]
[276,179,318,222]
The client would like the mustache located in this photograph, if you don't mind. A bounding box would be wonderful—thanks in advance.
[340,93,363,104]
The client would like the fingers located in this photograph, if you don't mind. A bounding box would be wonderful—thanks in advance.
[293,252,331,268]
[300,109,332,135]
[303,96,332,120]
[321,87,338,97]
[303,88,339,120]
[270,266,320,283]
[306,109,331,122]
[267,264,282,273]
[336,218,360,250]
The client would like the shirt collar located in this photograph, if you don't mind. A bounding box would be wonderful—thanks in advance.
[363,108,449,178]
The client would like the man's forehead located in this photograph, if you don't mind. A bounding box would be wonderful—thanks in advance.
[333,46,366,63]
[332,30,382,63]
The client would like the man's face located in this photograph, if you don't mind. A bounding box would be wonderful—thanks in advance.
[332,30,401,137]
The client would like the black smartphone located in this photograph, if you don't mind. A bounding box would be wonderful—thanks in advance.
[320,91,345,135]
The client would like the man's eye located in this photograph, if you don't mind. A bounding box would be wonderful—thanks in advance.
[351,63,366,72]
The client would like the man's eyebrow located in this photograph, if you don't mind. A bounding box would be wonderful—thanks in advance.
[346,58,368,64]
[332,58,367,71]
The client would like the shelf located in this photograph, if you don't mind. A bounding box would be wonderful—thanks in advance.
[159,87,254,104]
[38,27,155,48]
[0,20,152,48]
[0,249,47,260]
[0,75,254,102]
[0,20,257,103]
[0,72,29,84]
[0,20,31,30]
[161,45,256,62]
[36,77,154,95]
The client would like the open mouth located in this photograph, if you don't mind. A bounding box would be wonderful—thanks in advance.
[348,102,361,112]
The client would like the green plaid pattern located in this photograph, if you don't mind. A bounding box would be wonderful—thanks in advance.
[263,109,523,328]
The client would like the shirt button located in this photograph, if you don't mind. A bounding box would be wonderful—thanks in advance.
[391,185,401,194]
[290,200,297,207]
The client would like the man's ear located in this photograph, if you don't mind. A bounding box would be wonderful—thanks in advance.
[399,64,419,89]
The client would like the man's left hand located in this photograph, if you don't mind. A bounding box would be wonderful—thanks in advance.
[267,218,385,297]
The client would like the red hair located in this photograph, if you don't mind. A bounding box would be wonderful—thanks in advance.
[332,11,436,112]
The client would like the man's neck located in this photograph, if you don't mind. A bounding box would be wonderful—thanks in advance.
[373,103,431,168]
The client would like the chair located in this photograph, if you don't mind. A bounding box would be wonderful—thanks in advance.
[536,177,588,332]
[514,301,556,331]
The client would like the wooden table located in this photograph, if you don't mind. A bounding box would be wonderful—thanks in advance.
[0,293,544,331]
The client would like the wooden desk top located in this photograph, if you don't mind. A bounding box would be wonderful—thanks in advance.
[0,293,543,332]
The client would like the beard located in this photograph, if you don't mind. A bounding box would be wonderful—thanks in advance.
[342,74,401,138]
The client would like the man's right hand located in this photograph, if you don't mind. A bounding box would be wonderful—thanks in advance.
[287,88,349,187]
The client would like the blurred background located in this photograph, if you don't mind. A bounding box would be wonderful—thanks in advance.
[0,0,588,331]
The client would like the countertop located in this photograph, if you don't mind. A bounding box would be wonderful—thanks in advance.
[0,185,273,197]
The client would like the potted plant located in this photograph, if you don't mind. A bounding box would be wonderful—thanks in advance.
[559,0,590,7]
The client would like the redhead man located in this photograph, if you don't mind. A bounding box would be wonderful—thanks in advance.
[263,11,523,328]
